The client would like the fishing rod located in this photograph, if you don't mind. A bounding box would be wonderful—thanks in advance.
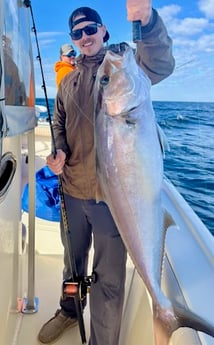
[23,0,56,149]
[23,1,89,343]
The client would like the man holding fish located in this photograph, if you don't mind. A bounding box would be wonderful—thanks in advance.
[38,1,175,344]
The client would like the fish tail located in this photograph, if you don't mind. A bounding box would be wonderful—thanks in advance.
[153,301,214,345]
[173,301,214,337]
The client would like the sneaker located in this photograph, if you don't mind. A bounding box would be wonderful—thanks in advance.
[38,309,78,344]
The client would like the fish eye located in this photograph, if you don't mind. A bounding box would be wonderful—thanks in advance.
[100,75,109,86]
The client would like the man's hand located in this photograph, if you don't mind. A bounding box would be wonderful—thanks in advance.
[126,0,152,26]
[46,149,66,175]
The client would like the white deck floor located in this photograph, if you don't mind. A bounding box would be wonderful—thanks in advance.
[11,246,135,345]
[15,253,90,345]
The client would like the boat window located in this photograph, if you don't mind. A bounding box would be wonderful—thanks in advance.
[0,56,4,160]
[1,0,37,137]
[0,56,2,89]
[3,0,35,106]
[0,152,16,204]
[0,57,3,131]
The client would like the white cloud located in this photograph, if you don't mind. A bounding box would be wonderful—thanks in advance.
[37,32,63,38]
[171,17,209,36]
[198,0,214,18]
[31,32,64,50]
[157,4,214,60]
[158,5,210,36]
[155,4,214,101]
[173,33,214,53]
[157,4,181,23]
[196,33,214,51]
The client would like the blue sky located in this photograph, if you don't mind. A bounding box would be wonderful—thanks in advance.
[31,0,214,102]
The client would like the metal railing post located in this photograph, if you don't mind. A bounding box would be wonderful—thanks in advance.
[22,129,39,313]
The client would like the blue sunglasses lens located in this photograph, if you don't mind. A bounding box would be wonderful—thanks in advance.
[66,51,76,57]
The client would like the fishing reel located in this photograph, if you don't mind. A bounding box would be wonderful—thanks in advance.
[62,271,97,301]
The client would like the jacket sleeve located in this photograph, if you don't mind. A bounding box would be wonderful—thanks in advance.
[52,92,70,158]
[135,9,175,85]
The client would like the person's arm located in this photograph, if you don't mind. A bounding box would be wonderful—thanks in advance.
[127,0,175,84]
[136,9,175,84]
[51,92,70,159]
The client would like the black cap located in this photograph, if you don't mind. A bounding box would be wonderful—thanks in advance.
[69,7,110,43]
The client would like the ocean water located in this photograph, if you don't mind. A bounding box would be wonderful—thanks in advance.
[154,101,214,236]
[36,98,214,235]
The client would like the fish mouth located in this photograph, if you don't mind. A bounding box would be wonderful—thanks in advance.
[122,108,138,125]
[105,103,143,123]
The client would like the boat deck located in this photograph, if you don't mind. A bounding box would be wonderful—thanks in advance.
[12,253,90,345]
[10,235,137,345]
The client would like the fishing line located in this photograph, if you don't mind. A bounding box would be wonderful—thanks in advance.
[24,1,87,343]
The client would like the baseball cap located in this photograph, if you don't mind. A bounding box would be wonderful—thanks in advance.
[60,43,75,55]
[69,7,110,43]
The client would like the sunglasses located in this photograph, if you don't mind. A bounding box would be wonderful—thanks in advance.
[65,51,77,57]
[70,23,102,41]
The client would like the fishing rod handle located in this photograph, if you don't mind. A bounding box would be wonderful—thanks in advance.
[132,20,142,42]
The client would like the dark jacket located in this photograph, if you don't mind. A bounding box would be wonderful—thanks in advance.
[53,10,175,200]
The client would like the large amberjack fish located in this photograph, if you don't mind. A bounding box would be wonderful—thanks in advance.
[94,47,214,344]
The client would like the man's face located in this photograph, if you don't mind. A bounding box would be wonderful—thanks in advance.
[61,54,76,66]
[71,16,107,56]
[61,54,76,65]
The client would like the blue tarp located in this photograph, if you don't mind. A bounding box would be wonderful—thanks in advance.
[22,165,60,222]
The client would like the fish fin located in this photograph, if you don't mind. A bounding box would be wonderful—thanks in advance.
[153,301,214,345]
[163,210,176,230]
[156,123,170,157]
[160,210,176,279]
[172,301,214,338]
[95,180,105,203]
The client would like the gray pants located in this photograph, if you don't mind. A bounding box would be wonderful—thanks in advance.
[60,194,127,345]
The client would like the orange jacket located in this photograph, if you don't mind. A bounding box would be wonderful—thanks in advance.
[54,61,76,88]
